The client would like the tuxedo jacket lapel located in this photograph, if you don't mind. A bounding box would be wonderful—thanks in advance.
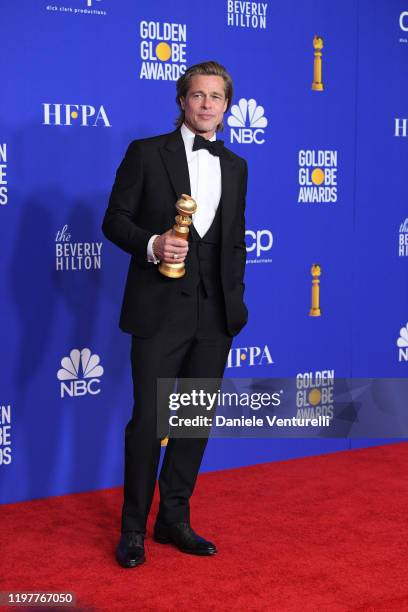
[159,130,191,201]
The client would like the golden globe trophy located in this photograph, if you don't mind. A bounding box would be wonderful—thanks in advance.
[309,264,322,317]
[312,35,324,91]
[159,194,197,278]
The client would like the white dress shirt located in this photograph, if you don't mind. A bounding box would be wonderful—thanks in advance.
[147,123,222,263]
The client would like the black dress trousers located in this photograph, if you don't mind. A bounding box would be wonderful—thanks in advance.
[121,281,232,534]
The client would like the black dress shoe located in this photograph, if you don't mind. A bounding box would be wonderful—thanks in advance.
[153,521,217,556]
[116,532,145,568]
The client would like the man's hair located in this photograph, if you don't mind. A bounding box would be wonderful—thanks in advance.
[175,60,233,132]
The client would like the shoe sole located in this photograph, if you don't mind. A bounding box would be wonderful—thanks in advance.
[116,553,146,568]
[153,534,217,555]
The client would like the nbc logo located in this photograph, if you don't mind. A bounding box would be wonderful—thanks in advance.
[397,323,408,362]
[227,98,268,144]
[57,348,104,398]
[227,345,273,368]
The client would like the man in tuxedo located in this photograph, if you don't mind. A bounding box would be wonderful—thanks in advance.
[102,61,248,568]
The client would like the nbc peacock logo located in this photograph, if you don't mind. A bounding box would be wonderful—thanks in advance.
[397,323,408,362]
[227,98,268,145]
[57,348,104,398]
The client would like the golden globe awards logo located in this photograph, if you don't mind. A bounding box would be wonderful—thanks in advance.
[227,1,267,29]
[0,404,11,465]
[298,150,338,203]
[295,370,334,420]
[0,144,8,206]
[139,21,187,81]
[399,219,408,256]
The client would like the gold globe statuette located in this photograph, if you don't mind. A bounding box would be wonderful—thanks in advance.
[158,194,197,279]
[309,264,322,317]
[312,35,324,91]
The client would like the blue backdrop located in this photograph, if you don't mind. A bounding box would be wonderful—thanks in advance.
[1,0,407,503]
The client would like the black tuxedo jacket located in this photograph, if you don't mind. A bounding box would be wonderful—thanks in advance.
[102,128,248,338]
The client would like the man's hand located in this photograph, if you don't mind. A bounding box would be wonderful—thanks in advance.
[153,229,189,264]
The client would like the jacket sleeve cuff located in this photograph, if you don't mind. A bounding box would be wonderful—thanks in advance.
[147,234,160,264]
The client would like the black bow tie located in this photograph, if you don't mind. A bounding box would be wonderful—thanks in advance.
[192,135,224,157]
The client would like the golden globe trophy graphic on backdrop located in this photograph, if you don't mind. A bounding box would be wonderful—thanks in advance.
[312,35,324,91]
[159,193,197,278]
[309,264,322,316]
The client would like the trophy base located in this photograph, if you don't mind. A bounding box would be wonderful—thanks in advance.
[159,261,185,278]
[309,308,321,317]
[312,83,324,91]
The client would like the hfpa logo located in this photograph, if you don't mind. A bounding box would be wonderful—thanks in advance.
[42,103,111,127]
[227,345,273,368]
[57,348,104,398]
[227,98,268,144]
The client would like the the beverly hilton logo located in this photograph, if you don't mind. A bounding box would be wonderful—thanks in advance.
[397,323,408,362]
[298,150,338,203]
[227,98,268,144]
[139,21,187,80]
[399,219,408,256]
[58,348,104,398]
[55,225,103,271]
[227,1,267,29]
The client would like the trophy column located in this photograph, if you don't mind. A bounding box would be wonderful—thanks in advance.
[312,35,324,91]
[309,264,322,317]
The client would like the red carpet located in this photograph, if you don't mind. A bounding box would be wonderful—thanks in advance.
[2,443,408,611]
